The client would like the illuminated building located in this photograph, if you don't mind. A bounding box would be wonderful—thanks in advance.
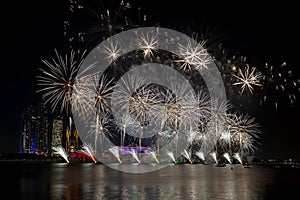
[19,101,50,154]
[51,116,64,155]
[19,99,84,158]
[65,117,80,153]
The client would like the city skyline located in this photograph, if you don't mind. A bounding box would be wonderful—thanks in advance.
[0,0,299,160]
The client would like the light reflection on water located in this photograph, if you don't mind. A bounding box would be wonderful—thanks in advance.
[1,162,300,200]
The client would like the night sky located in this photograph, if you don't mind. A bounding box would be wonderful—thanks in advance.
[0,0,299,160]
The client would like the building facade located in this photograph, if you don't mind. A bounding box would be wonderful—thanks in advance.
[19,101,50,154]
[20,101,82,157]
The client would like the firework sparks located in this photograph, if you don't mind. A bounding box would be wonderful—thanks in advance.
[114,112,135,147]
[180,90,211,128]
[36,1,300,166]
[52,146,70,163]
[64,0,146,49]
[230,112,261,155]
[36,49,87,114]
[260,62,299,109]
[176,37,213,72]
[71,76,95,120]
[94,74,115,113]
[232,65,263,95]
[80,110,115,158]
[203,99,232,157]
[108,146,122,163]
[82,143,97,163]
[72,73,115,120]
[100,38,123,63]
[136,31,158,58]
[111,73,148,112]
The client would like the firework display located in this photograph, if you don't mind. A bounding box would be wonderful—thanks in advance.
[36,0,299,166]
[36,49,87,114]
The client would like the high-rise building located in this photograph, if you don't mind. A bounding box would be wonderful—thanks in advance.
[19,100,84,157]
[51,117,64,147]
[20,101,50,154]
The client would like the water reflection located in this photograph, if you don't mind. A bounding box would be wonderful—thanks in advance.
[16,162,50,199]
[26,163,298,200]
[49,163,95,199]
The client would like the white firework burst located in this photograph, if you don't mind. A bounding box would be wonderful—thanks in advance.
[111,73,148,113]
[232,65,263,95]
[36,49,87,114]
[230,113,261,154]
[72,73,115,120]
[84,111,114,155]
[176,37,213,72]
[180,90,211,128]
[100,38,123,63]
[136,30,158,58]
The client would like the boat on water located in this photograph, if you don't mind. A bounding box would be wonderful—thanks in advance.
[68,150,96,163]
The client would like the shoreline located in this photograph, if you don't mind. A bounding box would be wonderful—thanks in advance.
[1,159,299,169]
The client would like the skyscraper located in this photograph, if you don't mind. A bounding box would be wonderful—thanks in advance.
[51,117,64,153]
[20,101,50,154]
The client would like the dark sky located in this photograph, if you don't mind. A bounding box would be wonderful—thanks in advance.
[0,0,299,160]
